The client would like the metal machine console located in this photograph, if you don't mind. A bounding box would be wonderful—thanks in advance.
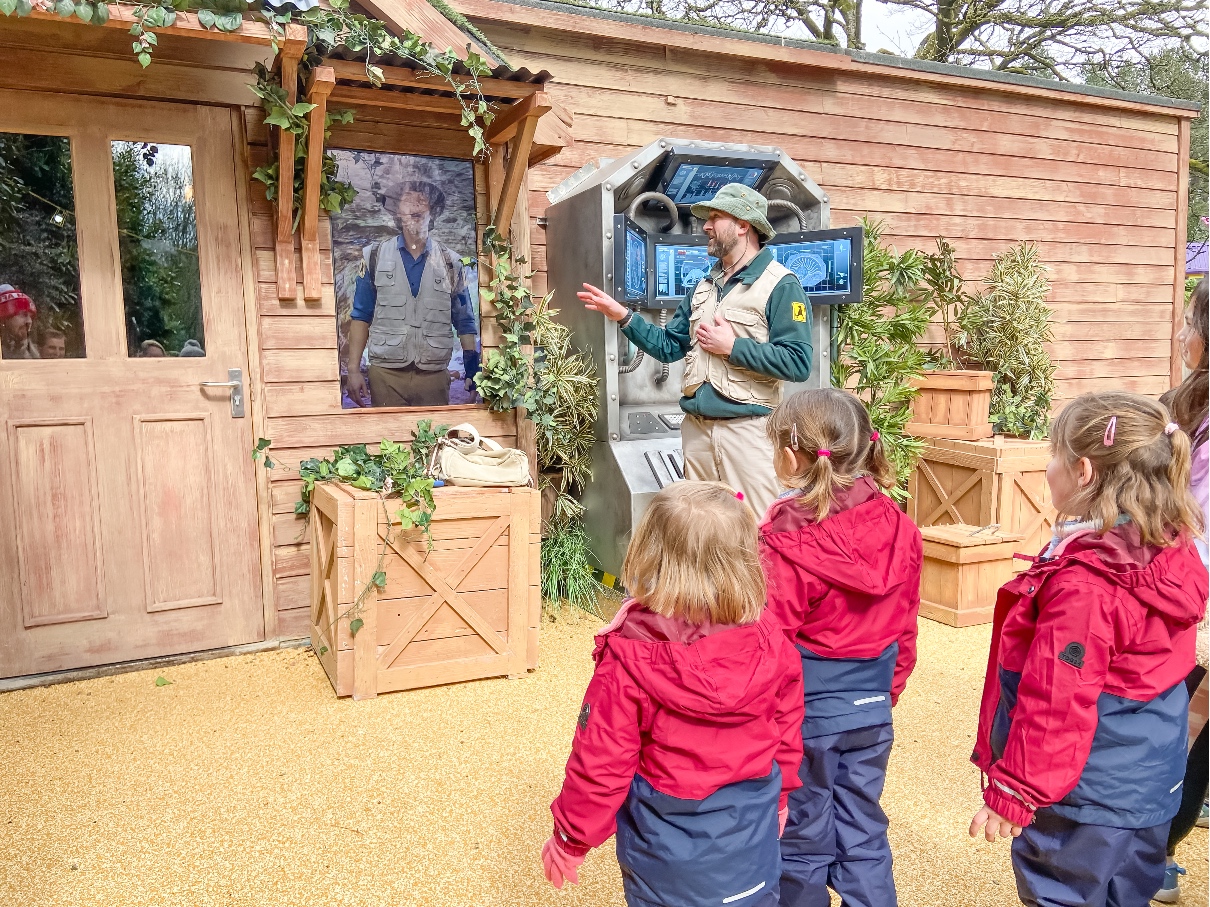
[545,138,861,576]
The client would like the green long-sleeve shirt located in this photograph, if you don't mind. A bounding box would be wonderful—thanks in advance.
[620,247,814,419]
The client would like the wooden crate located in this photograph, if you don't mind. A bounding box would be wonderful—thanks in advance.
[906,370,995,440]
[309,482,541,699]
[919,524,1023,627]
[908,435,1057,557]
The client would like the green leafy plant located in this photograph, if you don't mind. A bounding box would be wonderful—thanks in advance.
[540,519,604,619]
[953,243,1055,439]
[832,217,930,503]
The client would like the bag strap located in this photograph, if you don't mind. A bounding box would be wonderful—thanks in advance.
[446,423,505,452]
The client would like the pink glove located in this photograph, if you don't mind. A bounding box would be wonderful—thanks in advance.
[778,807,789,838]
[541,835,586,889]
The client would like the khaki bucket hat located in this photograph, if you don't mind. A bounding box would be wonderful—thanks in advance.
[690,183,776,241]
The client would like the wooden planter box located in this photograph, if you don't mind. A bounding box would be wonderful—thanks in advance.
[920,524,1023,627]
[908,435,1056,558]
[906,370,994,440]
[309,482,541,700]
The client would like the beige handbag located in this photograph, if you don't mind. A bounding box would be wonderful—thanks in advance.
[427,423,531,487]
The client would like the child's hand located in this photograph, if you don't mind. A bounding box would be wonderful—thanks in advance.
[541,836,586,888]
[968,805,1023,843]
[778,806,789,838]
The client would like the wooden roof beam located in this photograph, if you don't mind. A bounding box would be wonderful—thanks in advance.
[328,84,472,115]
[22,5,276,45]
[326,58,541,100]
[484,90,552,144]
[301,66,337,302]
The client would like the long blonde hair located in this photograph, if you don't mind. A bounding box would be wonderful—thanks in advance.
[1050,392,1202,546]
[621,481,765,625]
[766,388,896,519]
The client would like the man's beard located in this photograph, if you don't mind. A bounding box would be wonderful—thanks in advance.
[707,230,738,260]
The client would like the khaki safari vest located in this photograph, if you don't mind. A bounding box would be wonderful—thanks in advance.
[683,258,790,408]
[366,238,456,371]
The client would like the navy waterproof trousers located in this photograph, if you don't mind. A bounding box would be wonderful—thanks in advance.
[1013,808,1169,907]
[779,723,896,907]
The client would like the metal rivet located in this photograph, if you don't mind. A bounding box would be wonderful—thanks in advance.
[605,183,613,190]
[605,231,612,240]
[610,394,617,401]
[632,161,641,168]
[609,354,616,362]
[611,433,619,440]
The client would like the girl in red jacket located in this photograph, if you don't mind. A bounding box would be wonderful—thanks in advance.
[543,481,805,907]
[759,388,923,907]
[970,392,1208,907]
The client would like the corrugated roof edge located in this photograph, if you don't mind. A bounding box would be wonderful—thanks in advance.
[324,44,551,84]
[478,0,1201,113]
[424,0,513,67]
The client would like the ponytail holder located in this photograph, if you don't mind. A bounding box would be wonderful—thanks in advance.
[817,449,832,458]
[1164,422,1179,436]
[790,423,800,451]
[735,491,744,501]
[870,431,880,442]
[1103,416,1117,447]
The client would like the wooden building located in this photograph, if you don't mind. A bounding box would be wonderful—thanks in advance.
[0,4,565,682]
[452,0,1198,406]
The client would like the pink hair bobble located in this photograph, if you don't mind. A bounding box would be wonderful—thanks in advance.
[870,431,880,442]
[1103,416,1117,447]
[1164,422,1179,436]
[735,491,744,501]
[817,450,832,458]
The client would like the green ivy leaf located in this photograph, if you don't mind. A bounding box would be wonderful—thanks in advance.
[196,7,215,27]
[371,571,386,589]
[216,10,242,31]
[0,0,18,15]
[264,111,293,129]
[74,1,92,21]
[54,0,74,15]
[138,51,152,68]
[349,618,364,636]
[93,1,107,23]
[291,101,317,117]
[154,676,172,687]
[318,646,328,656]
[14,0,30,14]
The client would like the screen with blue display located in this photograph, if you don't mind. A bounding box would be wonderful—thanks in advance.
[664,164,767,206]
[771,237,852,297]
[654,244,716,301]
[624,224,648,300]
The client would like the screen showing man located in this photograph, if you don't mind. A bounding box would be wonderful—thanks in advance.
[331,151,480,409]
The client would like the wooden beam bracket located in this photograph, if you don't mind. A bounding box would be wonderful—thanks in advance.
[301,66,337,301]
[273,24,308,301]
[490,92,551,233]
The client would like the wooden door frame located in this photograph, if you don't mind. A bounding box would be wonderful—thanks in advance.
[230,105,279,642]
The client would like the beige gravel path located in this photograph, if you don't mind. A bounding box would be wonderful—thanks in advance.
[1,614,1205,907]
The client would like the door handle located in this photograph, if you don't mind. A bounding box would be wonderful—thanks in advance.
[200,368,245,418]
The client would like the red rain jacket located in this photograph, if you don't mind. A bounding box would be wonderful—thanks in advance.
[550,602,805,854]
[972,523,1207,828]
[759,478,924,705]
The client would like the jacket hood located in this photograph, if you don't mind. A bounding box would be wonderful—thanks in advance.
[1048,522,1206,628]
[595,603,788,723]
[760,478,917,597]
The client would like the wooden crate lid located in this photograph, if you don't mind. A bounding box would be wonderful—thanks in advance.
[910,370,995,391]
[921,523,1026,564]
[922,435,1051,472]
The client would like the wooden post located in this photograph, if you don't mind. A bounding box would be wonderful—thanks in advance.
[301,66,336,301]
[274,25,307,301]
[1172,117,1191,387]
[492,111,543,233]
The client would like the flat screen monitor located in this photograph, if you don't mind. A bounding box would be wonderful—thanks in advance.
[768,226,864,305]
[651,236,715,304]
[656,147,780,207]
[612,215,648,304]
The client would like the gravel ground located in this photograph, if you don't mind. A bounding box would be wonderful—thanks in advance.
[0,614,1205,907]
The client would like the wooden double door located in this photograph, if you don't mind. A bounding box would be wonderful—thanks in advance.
[0,92,265,678]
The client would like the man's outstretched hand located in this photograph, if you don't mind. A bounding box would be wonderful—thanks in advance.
[578,283,628,322]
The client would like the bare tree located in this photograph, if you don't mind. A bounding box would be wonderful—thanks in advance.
[595,0,862,47]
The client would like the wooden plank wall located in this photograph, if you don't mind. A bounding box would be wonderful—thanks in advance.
[242,106,520,638]
[471,19,1186,408]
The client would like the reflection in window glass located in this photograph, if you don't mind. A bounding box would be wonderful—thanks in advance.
[0,133,84,360]
[111,142,205,358]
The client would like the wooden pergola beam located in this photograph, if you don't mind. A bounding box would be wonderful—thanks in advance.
[328,84,473,116]
[301,65,336,302]
[21,5,276,44]
[484,90,551,145]
[273,24,308,300]
[326,59,540,100]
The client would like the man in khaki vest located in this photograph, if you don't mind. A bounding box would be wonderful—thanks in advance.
[345,180,479,408]
[579,184,813,515]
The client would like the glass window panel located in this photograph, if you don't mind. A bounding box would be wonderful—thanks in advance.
[0,133,84,360]
[111,142,205,358]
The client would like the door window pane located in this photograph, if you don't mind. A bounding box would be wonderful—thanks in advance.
[0,133,84,360]
[111,142,205,358]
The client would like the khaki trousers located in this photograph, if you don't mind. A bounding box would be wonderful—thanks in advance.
[680,414,783,518]
[368,364,450,407]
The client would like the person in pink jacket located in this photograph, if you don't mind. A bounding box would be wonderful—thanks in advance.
[543,481,805,907]
[970,392,1207,907]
